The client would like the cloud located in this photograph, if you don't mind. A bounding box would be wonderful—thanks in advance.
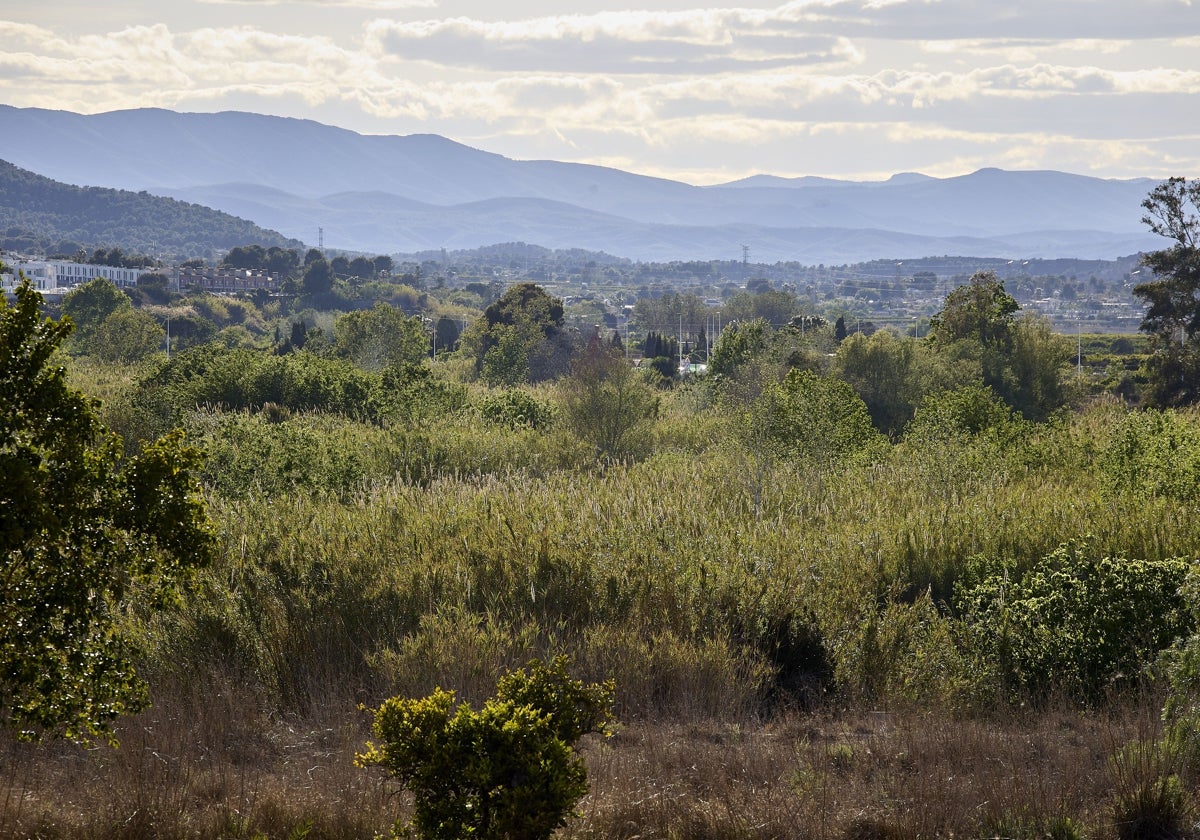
[775,0,1200,40]
[365,2,1200,76]
[366,10,858,74]
[199,0,435,8]
[2,2,1198,183]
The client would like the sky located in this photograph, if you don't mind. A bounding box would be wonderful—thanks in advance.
[1,0,1198,185]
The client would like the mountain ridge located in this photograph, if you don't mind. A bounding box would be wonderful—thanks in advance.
[0,105,1167,263]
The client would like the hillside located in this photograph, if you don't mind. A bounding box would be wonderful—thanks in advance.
[0,158,303,259]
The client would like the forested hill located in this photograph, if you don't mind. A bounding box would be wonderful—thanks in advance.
[0,159,303,260]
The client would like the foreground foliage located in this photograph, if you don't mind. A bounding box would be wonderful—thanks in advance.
[359,656,613,840]
[0,278,214,742]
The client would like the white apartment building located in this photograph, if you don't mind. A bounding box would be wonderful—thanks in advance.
[2,259,149,295]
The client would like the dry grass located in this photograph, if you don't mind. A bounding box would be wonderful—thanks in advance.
[1,688,1172,840]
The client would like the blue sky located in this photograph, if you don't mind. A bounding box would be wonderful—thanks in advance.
[2,0,1198,184]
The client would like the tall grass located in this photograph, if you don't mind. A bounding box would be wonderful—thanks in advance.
[123,399,1200,721]
[20,360,1200,837]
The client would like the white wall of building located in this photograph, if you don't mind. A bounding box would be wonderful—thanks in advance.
[4,259,149,292]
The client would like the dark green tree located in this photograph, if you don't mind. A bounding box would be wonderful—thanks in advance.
[221,244,267,270]
[1133,177,1200,406]
[1,278,214,742]
[302,257,334,296]
[348,255,375,280]
[927,271,1068,419]
[463,283,573,384]
[433,315,460,355]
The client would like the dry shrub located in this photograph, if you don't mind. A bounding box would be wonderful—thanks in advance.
[576,625,774,721]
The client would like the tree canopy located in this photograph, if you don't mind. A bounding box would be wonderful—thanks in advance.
[1134,177,1200,407]
[0,277,215,742]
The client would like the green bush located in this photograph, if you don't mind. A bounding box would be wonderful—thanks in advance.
[1100,408,1200,501]
[751,368,886,465]
[359,656,614,840]
[130,344,382,439]
[477,387,556,430]
[377,363,468,427]
[955,541,1192,702]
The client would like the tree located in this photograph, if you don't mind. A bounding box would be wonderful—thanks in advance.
[834,315,848,343]
[1005,313,1074,420]
[561,338,659,460]
[1,278,214,742]
[136,272,171,304]
[358,657,613,840]
[1133,177,1200,406]
[333,303,429,370]
[61,277,130,354]
[928,270,1018,349]
[753,368,884,465]
[302,257,334,296]
[464,283,574,384]
[222,244,267,270]
[479,323,531,387]
[835,330,935,436]
[723,289,798,326]
[709,317,771,379]
[90,307,165,364]
[433,315,460,355]
[348,255,375,281]
[925,271,1070,418]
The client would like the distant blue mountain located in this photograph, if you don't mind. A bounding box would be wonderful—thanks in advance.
[0,105,1165,262]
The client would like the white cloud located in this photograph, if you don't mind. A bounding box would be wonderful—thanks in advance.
[2,1,1198,182]
[775,0,1200,40]
[365,10,851,73]
[198,0,436,8]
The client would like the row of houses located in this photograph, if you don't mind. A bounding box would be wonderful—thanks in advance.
[1,258,280,296]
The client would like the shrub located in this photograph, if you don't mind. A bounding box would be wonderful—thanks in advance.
[358,656,614,840]
[955,541,1192,702]
[477,387,556,430]
[377,362,469,426]
[1110,739,1192,840]
[1100,408,1200,501]
[751,368,886,466]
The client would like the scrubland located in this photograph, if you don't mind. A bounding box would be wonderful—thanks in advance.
[6,341,1200,840]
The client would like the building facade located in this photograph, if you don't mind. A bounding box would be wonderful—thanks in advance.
[174,267,279,294]
[2,258,149,294]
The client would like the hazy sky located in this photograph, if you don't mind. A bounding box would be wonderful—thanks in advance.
[2,0,1198,184]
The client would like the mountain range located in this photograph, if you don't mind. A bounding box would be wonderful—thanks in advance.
[0,105,1168,263]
